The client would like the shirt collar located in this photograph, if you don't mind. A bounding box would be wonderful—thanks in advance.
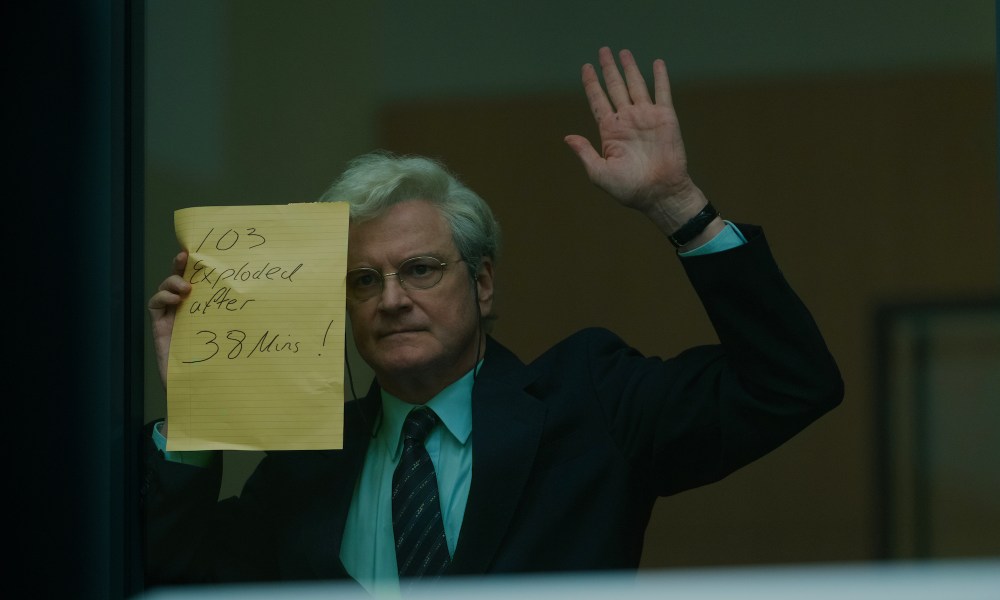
[380,363,478,459]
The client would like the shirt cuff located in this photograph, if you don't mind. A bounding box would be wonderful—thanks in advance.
[153,421,216,468]
[678,220,747,257]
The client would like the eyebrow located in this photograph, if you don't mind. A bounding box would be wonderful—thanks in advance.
[346,252,449,270]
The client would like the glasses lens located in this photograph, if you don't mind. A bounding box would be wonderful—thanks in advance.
[346,268,382,300]
[399,256,445,289]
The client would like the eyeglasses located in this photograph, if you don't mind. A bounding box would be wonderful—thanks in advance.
[345,256,462,301]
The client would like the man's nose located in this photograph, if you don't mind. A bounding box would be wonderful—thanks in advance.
[377,274,411,309]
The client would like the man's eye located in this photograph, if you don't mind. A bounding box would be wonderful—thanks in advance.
[403,262,438,280]
[348,271,379,288]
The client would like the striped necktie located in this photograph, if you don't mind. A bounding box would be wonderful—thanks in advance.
[392,407,451,581]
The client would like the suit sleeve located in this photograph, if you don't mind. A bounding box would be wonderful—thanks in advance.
[141,422,280,585]
[588,225,843,496]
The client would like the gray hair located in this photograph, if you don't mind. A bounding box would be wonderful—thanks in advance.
[319,151,501,276]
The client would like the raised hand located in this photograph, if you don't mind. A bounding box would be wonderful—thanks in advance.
[565,47,715,236]
[148,251,191,388]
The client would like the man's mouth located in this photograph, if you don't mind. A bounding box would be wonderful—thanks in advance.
[378,328,424,339]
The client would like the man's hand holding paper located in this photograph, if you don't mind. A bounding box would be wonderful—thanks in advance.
[151,203,350,451]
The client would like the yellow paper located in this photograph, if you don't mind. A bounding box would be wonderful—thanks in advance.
[167,203,349,451]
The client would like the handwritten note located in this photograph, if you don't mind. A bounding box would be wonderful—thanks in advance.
[167,203,349,451]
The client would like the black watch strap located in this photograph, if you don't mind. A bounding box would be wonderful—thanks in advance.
[667,202,719,248]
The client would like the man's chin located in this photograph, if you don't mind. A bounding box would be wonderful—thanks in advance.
[371,345,436,374]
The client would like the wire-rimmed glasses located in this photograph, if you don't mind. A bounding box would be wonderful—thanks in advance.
[345,256,462,301]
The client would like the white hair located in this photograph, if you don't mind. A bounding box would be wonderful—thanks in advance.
[319,151,501,275]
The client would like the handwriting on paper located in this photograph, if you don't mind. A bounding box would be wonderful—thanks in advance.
[167,203,349,451]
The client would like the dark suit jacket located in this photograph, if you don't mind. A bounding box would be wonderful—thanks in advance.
[144,226,843,585]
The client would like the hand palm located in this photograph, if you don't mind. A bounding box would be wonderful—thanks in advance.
[565,48,696,214]
[594,102,690,208]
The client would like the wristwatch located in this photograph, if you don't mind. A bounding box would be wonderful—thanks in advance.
[668,202,719,248]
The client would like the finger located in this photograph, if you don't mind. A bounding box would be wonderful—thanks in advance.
[157,274,191,295]
[597,46,631,110]
[172,251,188,277]
[652,58,674,109]
[563,135,605,179]
[581,63,613,121]
[618,49,651,104]
[148,288,186,312]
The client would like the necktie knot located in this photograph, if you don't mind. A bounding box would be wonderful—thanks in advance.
[402,407,438,445]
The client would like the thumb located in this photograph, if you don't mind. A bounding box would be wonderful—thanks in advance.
[563,135,604,180]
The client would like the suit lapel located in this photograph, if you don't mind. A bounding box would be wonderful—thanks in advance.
[298,345,544,577]
[303,393,379,579]
[449,337,544,574]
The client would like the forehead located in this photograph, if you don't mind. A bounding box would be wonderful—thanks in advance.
[347,199,455,264]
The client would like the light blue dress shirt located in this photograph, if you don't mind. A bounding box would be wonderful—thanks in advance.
[340,367,476,595]
[678,220,746,257]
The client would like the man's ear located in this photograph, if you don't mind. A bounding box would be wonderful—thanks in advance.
[474,257,495,318]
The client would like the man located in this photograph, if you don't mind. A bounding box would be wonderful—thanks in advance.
[145,47,842,593]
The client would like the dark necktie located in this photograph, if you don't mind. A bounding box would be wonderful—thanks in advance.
[392,407,451,580]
